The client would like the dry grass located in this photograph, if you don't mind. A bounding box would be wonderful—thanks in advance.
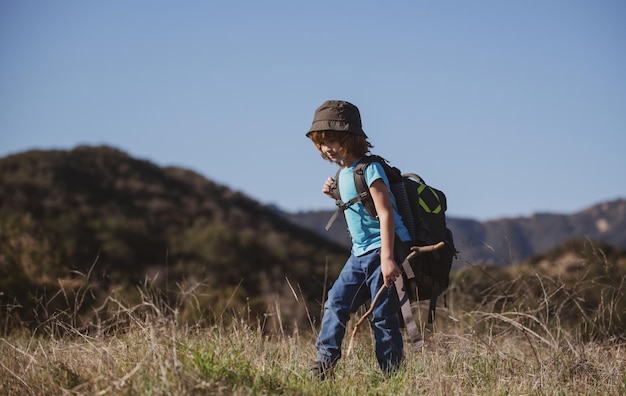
[2,243,626,395]
[1,295,625,394]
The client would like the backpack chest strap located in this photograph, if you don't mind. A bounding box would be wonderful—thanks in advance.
[324,192,368,231]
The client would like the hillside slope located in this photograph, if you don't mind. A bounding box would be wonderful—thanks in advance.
[0,146,347,329]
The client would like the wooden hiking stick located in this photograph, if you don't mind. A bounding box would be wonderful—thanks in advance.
[346,241,446,356]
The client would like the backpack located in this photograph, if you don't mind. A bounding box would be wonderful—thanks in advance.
[326,155,457,324]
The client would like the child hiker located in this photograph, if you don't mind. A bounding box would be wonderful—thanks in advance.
[305,100,412,379]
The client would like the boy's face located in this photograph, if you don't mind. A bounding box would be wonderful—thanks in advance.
[318,135,345,164]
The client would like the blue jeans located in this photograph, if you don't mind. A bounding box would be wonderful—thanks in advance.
[315,248,404,373]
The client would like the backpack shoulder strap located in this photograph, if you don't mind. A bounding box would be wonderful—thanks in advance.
[354,157,376,218]
[324,156,375,231]
[324,168,344,231]
[354,155,404,219]
[330,168,342,202]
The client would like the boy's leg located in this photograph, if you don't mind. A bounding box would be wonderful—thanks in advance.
[368,258,404,374]
[315,252,371,369]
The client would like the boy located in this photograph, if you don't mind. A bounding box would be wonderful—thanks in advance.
[305,100,412,378]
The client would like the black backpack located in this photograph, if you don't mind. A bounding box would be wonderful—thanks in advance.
[326,155,457,323]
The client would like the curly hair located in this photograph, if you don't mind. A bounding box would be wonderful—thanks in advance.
[309,130,373,164]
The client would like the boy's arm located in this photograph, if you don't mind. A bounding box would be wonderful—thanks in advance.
[369,178,403,288]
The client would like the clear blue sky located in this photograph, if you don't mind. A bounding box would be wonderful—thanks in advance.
[1,1,624,220]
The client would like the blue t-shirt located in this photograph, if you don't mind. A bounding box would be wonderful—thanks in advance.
[338,159,411,256]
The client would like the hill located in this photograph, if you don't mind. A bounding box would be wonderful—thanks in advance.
[0,146,347,331]
[283,200,626,266]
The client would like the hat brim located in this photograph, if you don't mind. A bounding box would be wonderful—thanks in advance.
[306,120,367,138]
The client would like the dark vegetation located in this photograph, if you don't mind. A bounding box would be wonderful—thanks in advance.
[454,238,626,340]
[0,146,347,333]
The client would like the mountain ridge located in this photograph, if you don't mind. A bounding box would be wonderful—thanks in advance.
[281,198,626,267]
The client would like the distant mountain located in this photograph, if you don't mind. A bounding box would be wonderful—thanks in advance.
[282,201,626,267]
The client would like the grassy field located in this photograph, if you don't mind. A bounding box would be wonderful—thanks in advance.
[2,244,626,395]
[2,296,625,394]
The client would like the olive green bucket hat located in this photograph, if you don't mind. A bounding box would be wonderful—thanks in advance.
[306,100,367,138]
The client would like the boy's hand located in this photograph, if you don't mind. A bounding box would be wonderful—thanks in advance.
[322,177,335,198]
[381,258,402,288]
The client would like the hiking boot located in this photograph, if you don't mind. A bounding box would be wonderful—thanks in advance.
[309,360,334,380]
